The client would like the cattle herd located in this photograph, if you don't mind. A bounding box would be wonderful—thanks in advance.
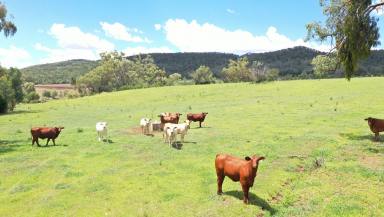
[29,114,384,204]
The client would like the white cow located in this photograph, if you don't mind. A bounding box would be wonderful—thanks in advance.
[96,122,108,141]
[163,125,178,147]
[163,120,190,142]
[140,118,153,135]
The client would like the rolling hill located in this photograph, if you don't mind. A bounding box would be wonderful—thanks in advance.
[21,46,384,84]
[1,78,384,216]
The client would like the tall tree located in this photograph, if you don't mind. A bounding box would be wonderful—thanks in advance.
[306,0,384,80]
[191,65,215,84]
[0,2,17,37]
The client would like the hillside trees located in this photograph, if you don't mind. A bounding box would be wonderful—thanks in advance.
[306,0,384,79]
[77,52,167,94]
[191,65,215,84]
[222,57,252,82]
[0,2,17,37]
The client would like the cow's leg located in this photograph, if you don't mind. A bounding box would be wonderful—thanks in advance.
[98,132,101,142]
[52,139,56,146]
[241,184,250,204]
[32,137,35,146]
[46,138,50,146]
[36,139,41,147]
[216,173,225,195]
[199,121,202,128]
[375,132,380,141]
[181,134,184,142]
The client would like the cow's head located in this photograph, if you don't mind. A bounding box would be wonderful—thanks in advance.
[365,117,374,126]
[202,112,208,116]
[55,127,64,132]
[175,113,182,117]
[245,155,265,169]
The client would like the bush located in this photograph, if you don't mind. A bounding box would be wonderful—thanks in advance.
[191,65,215,84]
[65,90,80,99]
[24,91,40,103]
[42,90,51,98]
[51,90,58,99]
[167,73,182,85]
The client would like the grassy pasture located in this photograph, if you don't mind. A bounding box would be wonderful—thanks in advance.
[1,78,384,217]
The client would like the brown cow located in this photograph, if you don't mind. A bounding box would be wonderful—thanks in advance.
[365,117,384,141]
[215,154,265,204]
[31,127,64,146]
[158,113,182,129]
[187,112,208,128]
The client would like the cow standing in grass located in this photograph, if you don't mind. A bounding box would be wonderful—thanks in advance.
[187,112,208,128]
[215,154,265,204]
[365,117,384,141]
[31,127,64,146]
[96,122,108,141]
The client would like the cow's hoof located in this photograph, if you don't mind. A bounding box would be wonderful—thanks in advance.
[217,192,223,195]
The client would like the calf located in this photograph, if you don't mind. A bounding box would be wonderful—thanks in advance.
[152,121,162,131]
[365,117,384,141]
[215,154,265,204]
[140,118,153,135]
[163,125,178,147]
[163,120,191,142]
[187,112,208,128]
[96,122,108,141]
[31,127,64,146]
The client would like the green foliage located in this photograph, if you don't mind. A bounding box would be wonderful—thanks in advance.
[0,2,17,37]
[77,52,167,95]
[51,90,58,99]
[24,91,39,103]
[306,0,382,79]
[7,68,23,102]
[222,57,251,82]
[191,65,215,84]
[311,55,338,78]
[0,66,17,113]
[42,90,51,98]
[167,73,182,85]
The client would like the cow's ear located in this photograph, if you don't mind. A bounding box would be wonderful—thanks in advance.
[257,156,265,162]
[245,156,251,161]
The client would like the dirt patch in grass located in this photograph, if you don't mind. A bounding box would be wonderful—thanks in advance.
[126,126,162,136]
[359,155,384,170]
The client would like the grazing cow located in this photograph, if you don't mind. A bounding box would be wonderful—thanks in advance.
[187,112,208,128]
[152,121,162,131]
[215,154,265,204]
[158,112,182,129]
[96,122,108,141]
[140,118,153,135]
[31,127,64,146]
[163,125,178,147]
[163,120,191,142]
[365,117,384,141]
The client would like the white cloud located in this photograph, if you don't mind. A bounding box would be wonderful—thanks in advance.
[34,24,115,64]
[154,24,162,31]
[100,22,150,43]
[226,9,235,14]
[123,46,173,56]
[0,46,32,68]
[50,23,114,52]
[163,19,330,54]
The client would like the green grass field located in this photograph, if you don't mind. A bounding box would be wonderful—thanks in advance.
[1,78,384,217]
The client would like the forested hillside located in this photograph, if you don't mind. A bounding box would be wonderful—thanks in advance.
[21,59,99,84]
[21,46,384,84]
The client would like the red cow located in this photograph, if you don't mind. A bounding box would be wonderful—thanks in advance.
[215,154,265,204]
[187,112,208,128]
[31,127,64,146]
[365,117,384,141]
[158,113,182,129]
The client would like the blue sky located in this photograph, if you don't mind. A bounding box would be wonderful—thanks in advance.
[0,0,383,68]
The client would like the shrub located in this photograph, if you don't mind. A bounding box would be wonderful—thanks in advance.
[191,66,215,84]
[42,90,51,98]
[24,91,40,103]
[65,90,80,99]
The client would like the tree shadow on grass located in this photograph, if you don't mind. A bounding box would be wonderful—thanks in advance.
[0,139,25,154]
[224,190,277,215]
[0,110,41,116]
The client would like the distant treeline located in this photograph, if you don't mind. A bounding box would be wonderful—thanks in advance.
[20,46,384,84]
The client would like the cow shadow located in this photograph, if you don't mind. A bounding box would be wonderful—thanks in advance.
[37,144,68,148]
[339,133,379,142]
[182,141,197,144]
[365,146,384,154]
[224,190,277,215]
[172,142,183,150]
